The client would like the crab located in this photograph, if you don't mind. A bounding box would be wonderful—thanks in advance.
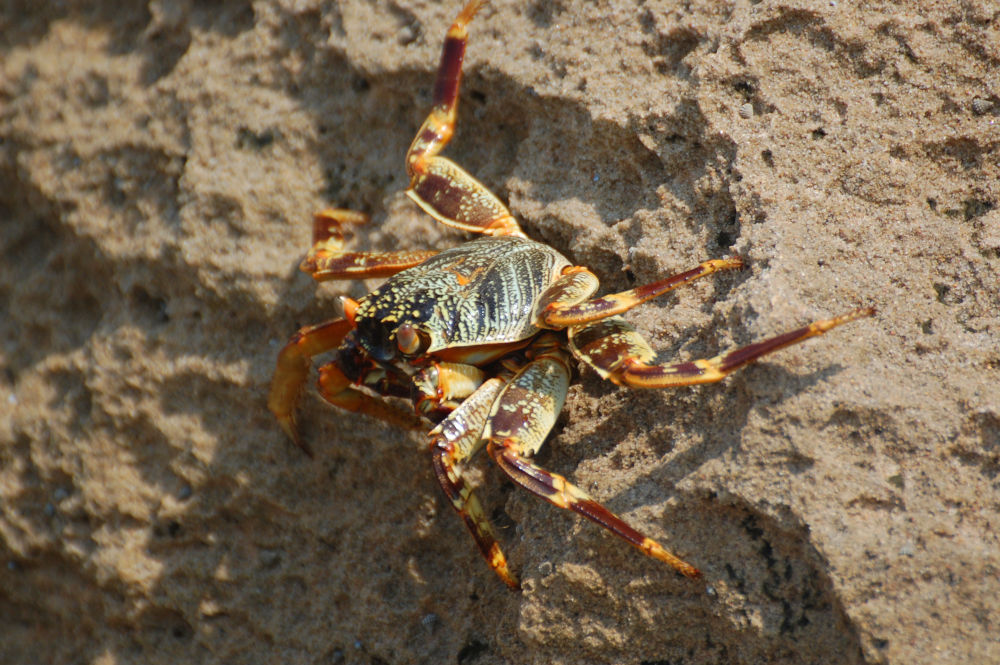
[268,0,873,589]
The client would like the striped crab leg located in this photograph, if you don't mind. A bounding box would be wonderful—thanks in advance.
[271,205,441,453]
[533,257,746,329]
[429,377,519,588]
[269,318,425,456]
[405,0,526,238]
[300,208,438,281]
[568,307,875,389]
[269,318,355,453]
[482,338,702,579]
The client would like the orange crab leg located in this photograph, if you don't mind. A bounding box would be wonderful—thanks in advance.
[316,363,425,433]
[488,444,702,579]
[301,209,439,281]
[269,318,355,453]
[569,307,875,389]
[482,342,701,579]
[405,0,525,238]
[270,316,425,455]
[413,361,487,418]
[429,377,519,588]
[405,0,482,178]
[535,258,745,329]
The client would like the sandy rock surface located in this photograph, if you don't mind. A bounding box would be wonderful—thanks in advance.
[2,1,998,664]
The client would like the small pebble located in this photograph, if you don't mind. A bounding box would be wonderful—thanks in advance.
[537,560,553,576]
[398,25,417,45]
[739,103,754,119]
[259,549,282,569]
[178,485,193,501]
[421,612,439,633]
[44,503,56,517]
[971,97,994,115]
[899,542,916,557]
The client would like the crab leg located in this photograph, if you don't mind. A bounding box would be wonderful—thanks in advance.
[535,258,745,328]
[569,307,875,388]
[405,0,525,238]
[413,361,487,419]
[482,345,702,579]
[269,318,355,453]
[429,378,519,588]
[315,363,425,434]
[269,316,424,455]
[301,209,439,281]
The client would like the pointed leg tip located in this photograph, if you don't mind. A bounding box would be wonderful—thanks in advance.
[840,305,878,325]
[294,440,315,459]
[313,208,369,225]
[311,208,369,246]
[722,255,746,270]
[814,305,877,333]
[277,418,313,458]
[665,557,703,580]
[493,554,518,588]
[462,0,488,20]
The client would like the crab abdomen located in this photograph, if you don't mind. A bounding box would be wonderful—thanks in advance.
[355,236,570,354]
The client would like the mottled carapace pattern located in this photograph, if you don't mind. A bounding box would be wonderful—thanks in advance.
[354,236,569,354]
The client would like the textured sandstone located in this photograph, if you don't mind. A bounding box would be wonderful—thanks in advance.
[1,1,998,664]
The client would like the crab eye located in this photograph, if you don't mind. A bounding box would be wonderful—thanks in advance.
[396,323,430,356]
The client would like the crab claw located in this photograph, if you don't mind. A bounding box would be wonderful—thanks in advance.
[277,414,312,458]
[268,319,356,457]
